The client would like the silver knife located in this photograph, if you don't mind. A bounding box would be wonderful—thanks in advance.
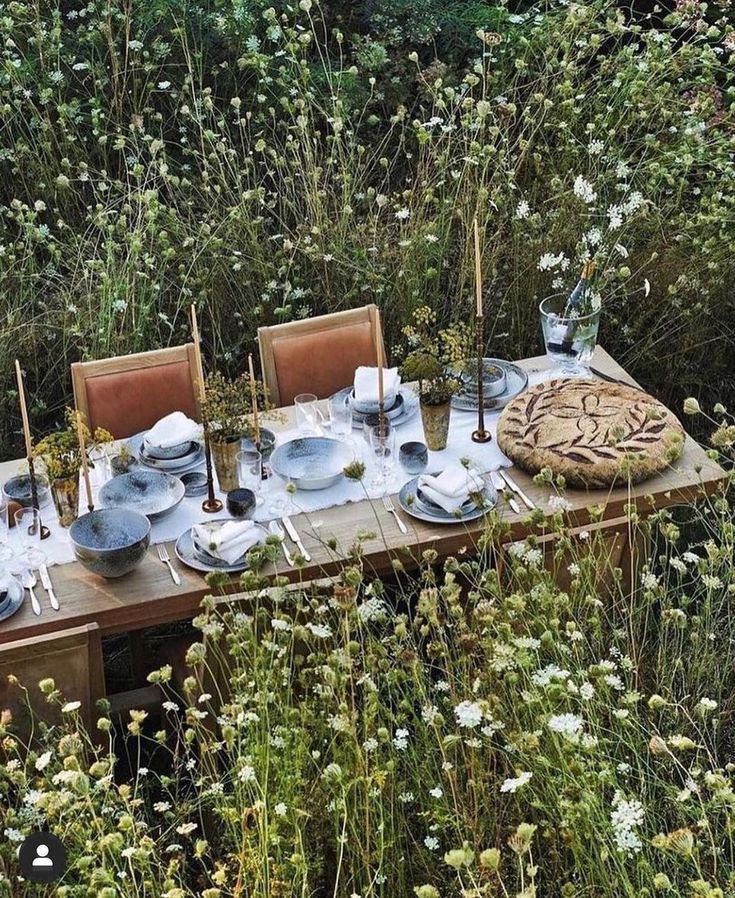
[498,469,536,510]
[491,471,521,515]
[39,564,59,611]
[281,516,311,562]
[269,520,294,566]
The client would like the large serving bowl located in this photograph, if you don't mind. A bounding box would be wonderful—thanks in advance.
[270,437,353,490]
[99,470,185,521]
[70,508,151,578]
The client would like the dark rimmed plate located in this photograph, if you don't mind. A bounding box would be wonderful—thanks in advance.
[398,475,497,524]
[331,386,419,428]
[175,519,268,573]
[450,360,529,412]
[126,432,205,474]
[99,470,185,521]
[0,578,24,624]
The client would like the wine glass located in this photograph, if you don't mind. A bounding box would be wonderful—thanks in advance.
[237,449,264,507]
[294,394,319,434]
[368,421,395,490]
[13,506,46,568]
[0,500,13,564]
[540,294,600,378]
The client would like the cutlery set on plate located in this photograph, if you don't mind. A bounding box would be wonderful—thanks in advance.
[22,565,59,616]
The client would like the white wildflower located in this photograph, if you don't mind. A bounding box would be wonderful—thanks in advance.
[500,771,533,793]
[573,175,597,204]
[454,701,483,729]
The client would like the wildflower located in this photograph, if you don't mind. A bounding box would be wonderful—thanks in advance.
[424,836,440,850]
[414,887,439,898]
[573,175,597,204]
[444,843,474,869]
[4,828,24,842]
[239,765,257,782]
[641,572,659,590]
[607,204,624,229]
[35,751,52,771]
[429,786,443,798]
[683,397,701,415]
[580,682,595,700]
[682,551,700,564]
[274,802,287,816]
[701,574,723,589]
[154,801,171,813]
[454,700,483,729]
[480,847,500,869]
[548,495,572,513]
[538,251,566,271]
[358,597,388,622]
[667,734,697,751]
[157,81,171,90]
[175,822,198,835]
[669,557,687,574]
[305,622,332,638]
[61,701,81,713]
[610,791,644,855]
[393,728,409,750]
[532,664,570,686]
[395,208,410,220]
[588,139,604,155]
[363,737,378,752]
[500,771,532,793]
[271,618,291,631]
[697,697,718,713]
[548,713,584,739]
[515,200,530,219]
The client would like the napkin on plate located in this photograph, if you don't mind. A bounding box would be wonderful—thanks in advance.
[145,412,202,450]
[353,366,401,405]
[191,520,262,565]
[418,464,485,514]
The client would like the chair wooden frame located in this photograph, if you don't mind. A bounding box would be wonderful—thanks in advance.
[257,305,383,407]
[71,344,202,433]
[0,623,105,732]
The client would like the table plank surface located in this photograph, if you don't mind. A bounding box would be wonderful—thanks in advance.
[0,348,725,644]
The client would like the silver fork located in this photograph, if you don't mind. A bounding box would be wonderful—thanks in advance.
[382,495,408,534]
[491,471,521,515]
[21,570,42,616]
[157,544,181,585]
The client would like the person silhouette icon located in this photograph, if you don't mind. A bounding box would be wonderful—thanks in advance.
[19,832,66,883]
[32,844,54,868]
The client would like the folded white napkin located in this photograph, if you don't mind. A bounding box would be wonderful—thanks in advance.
[192,520,262,565]
[353,366,401,405]
[145,412,201,449]
[418,464,485,514]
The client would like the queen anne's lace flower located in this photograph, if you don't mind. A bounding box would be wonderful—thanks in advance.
[454,701,483,729]
[500,771,533,793]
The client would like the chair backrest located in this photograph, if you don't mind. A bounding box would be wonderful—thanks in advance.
[71,345,201,440]
[0,624,105,734]
[258,305,384,407]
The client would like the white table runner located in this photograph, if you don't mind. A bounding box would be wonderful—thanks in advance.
[21,379,546,569]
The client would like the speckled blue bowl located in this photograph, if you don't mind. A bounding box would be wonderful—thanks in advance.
[69,508,151,579]
[99,470,185,521]
[3,473,50,508]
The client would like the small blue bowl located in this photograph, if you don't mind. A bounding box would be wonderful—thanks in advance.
[3,474,50,508]
[399,441,429,475]
[70,508,151,579]
[241,427,276,463]
[226,488,256,519]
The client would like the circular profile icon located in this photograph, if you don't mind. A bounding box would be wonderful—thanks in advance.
[18,832,67,884]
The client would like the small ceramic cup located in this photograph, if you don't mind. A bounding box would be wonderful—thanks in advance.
[226,488,256,519]
[399,441,429,475]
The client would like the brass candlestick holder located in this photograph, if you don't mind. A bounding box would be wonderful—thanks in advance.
[201,417,223,514]
[27,454,50,539]
[472,315,492,444]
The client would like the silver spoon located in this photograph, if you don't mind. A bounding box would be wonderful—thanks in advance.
[21,570,42,616]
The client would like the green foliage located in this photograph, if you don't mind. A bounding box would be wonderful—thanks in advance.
[1,0,734,458]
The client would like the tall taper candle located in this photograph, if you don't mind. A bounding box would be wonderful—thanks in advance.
[248,353,261,447]
[190,304,223,513]
[76,411,94,512]
[375,310,384,410]
[474,216,483,318]
[14,359,33,460]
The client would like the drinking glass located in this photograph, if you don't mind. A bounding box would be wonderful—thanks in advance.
[0,500,12,564]
[294,394,319,433]
[368,421,396,489]
[329,394,353,439]
[540,294,600,377]
[89,445,111,492]
[237,449,264,506]
[13,506,46,567]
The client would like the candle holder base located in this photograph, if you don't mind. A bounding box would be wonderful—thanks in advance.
[40,524,50,540]
[202,497,223,514]
[472,429,492,444]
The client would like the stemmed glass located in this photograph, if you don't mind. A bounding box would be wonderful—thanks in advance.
[368,420,396,490]
[295,394,319,434]
[0,500,13,564]
[13,506,46,568]
[237,449,264,507]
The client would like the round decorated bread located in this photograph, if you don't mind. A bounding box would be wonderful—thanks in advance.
[496,378,685,488]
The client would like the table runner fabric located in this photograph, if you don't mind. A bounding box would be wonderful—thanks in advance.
[35,379,545,569]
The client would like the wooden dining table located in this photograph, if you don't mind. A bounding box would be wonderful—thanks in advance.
[0,347,726,649]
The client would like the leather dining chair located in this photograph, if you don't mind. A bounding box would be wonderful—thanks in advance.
[71,345,201,440]
[257,305,385,407]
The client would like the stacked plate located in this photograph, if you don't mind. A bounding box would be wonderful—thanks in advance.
[175,519,268,573]
[0,577,24,623]
[398,475,497,524]
[331,386,420,428]
[450,358,529,412]
[126,431,205,475]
